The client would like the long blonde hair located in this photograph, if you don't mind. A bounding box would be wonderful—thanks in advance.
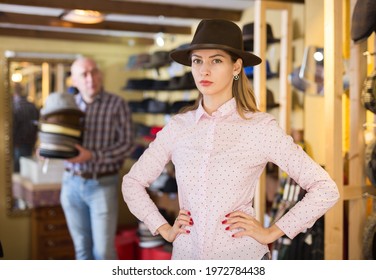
[179,51,259,119]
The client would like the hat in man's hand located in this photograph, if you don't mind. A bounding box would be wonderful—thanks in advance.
[40,92,84,117]
[170,19,262,67]
[351,0,376,43]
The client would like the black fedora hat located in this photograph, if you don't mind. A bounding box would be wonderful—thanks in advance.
[243,22,280,52]
[170,19,262,67]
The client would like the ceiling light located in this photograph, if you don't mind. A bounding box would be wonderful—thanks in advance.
[155,32,165,47]
[11,72,22,83]
[61,9,104,24]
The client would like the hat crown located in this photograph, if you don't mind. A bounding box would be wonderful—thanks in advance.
[190,19,244,52]
[169,19,262,67]
[41,92,82,116]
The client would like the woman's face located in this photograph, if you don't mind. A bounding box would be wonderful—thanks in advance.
[190,49,241,99]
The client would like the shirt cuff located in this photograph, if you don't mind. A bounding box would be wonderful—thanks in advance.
[143,210,169,236]
[274,211,312,239]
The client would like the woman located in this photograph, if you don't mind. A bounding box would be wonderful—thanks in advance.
[122,19,339,260]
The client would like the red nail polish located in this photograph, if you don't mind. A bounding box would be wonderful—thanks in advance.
[186,230,190,233]
[221,220,227,224]
[232,234,235,237]
[189,221,193,225]
[225,226,230,230]
[225,213,230,218]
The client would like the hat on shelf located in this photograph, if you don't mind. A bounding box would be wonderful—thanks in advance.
[244,60,278,80]
[126,53,151,70]
[169,100,196,114]
[242,22,280,52]
[167,72,196,91]
[288,66,324,94]
[170,19,262,67]
[351,0,376,43]
[266,88,280,110]
[144,51,171,69]
[123,78,156,91]
[365,138,376,186]
[361,69,376,114]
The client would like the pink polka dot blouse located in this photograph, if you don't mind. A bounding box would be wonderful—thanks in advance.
[122,98,339,260]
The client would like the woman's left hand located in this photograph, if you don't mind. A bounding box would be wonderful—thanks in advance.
[223,211,283,245]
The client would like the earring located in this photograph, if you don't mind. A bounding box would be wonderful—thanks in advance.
[233,74,239,81]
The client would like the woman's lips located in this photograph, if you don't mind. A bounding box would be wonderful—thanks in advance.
[199,80,213,86]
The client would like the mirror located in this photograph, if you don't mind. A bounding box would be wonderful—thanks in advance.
[4,51,80,216]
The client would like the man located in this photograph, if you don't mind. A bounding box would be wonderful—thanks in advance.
[61,57,133,259]
[12,82,39,172]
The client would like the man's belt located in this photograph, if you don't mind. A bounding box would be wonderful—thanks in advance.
[65,168,118,179]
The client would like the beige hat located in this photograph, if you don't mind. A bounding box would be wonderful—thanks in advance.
[40,92,84,117]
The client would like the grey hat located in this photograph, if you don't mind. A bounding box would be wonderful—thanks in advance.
[361,69,376,114]
[144,51,171,69]
[38,131,81,147]
[40,92,84,117]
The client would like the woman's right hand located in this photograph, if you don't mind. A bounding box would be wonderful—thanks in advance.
[157,209,193,243]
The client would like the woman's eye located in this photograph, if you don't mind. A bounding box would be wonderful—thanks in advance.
[192,58,202,64]
[213,59,222,64]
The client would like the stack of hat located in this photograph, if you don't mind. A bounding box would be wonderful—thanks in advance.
[38,92,85,159]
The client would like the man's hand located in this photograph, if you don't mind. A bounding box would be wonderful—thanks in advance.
[67,144,92,163]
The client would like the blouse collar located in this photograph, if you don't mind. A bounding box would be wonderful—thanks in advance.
[195,97,236,123]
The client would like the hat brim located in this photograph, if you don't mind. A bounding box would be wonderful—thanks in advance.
[170,43,262,67]
[41,108,85,118]
[243,37,280,44]
[267,103,280,109]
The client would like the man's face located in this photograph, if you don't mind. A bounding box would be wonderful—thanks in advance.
[71,59,103,100]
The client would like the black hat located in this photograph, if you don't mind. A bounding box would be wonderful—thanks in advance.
[351,0,376,43]
[170,19,262,67]
[365,139,376,186]
[242,22,280,52]
[267,88,280,110]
